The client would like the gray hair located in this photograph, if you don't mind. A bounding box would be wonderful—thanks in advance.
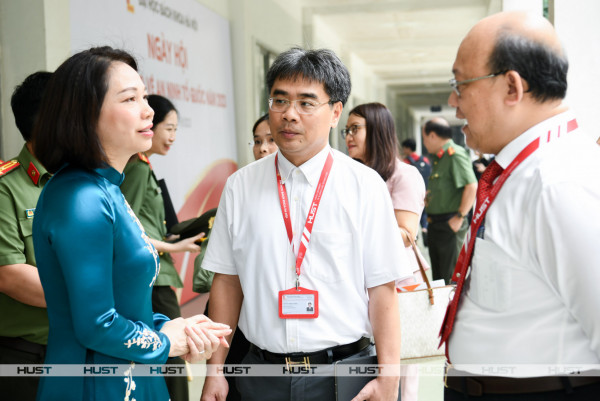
[266,47,351,106]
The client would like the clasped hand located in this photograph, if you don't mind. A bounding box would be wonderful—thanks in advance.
[160,314,231,363]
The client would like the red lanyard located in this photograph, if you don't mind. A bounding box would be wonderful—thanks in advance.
[452,118,578,282]
[275,152,334,279]
[452,138,538,281]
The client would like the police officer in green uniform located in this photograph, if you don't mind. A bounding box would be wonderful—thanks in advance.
[120,95,204,401]
[422,117,477,283]
[0,71,52,400]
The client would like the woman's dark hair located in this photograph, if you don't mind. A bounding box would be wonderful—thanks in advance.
[488,30,568,102]
[147,94,177,126]
[252,113,269,134]
[349,102,398,181]
[33,46,138,173]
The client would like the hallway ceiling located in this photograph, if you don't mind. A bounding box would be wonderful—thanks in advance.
[296,0,502,113]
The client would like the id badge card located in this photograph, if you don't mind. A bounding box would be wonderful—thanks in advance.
[278,287,318,319]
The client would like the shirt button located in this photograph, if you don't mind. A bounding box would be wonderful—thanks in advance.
[294,196,299,201]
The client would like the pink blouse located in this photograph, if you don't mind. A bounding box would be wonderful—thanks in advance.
[385,158,425,215]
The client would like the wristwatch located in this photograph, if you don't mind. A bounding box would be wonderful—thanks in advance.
[455,211,465,219]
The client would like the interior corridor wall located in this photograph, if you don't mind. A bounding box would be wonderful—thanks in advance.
[553,0,600,140]
[0,0,47,159]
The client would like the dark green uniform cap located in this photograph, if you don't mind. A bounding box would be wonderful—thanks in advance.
[170,208,218,241]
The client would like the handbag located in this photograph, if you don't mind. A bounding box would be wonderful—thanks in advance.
[397,228,455,360]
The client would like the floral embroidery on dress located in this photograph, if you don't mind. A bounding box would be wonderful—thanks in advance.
[124,328,163,351]
[122,195,160,287]
[124,362,137,401]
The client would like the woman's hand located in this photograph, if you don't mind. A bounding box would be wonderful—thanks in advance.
[149,232,205,254]
[159,317,192,357]
[170,232,205,253]
[181,315,232,362]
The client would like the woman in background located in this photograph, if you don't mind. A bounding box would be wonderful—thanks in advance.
[120,94,204,401]
[343,102,425,401]
[343,102,425,245]
[32,46,230,401]
[251,113,277,160]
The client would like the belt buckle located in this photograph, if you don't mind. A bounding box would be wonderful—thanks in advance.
[444,364,451,388]
[285,356,311,371]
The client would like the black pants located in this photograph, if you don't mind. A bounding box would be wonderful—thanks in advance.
[444,380,600,401]
[0,340,46,401]
[236,344,375,401]
[152,285,189,401]
[427,218,468,283]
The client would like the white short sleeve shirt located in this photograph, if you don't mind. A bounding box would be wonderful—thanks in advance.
[203,146,412,353]
[449,111,600,373]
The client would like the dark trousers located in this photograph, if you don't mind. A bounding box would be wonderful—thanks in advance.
[152,285,189,401]
[0,340,46,401]
[445,379,600,401]
[427,217,468,283]
[236,344,375,401]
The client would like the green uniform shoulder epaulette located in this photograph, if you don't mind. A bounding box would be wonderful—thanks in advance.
[0,160,20,178]
[137,153,150,164]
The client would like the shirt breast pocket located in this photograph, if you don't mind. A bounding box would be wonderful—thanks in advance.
[19,217,33,238]
[306,231,352,283]
[467,238,512,312]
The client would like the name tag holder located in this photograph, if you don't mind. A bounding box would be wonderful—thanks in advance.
[278,287,318,319]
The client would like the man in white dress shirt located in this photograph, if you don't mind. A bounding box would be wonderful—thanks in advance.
[440,11,600,400]
[200,48,411,401]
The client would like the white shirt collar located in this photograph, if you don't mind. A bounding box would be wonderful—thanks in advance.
[276,145,332,187]
[495,110,576,169]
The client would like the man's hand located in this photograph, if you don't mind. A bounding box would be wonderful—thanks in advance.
[351,376,400,401]
[201,374,229,401]
[447,215,464,233]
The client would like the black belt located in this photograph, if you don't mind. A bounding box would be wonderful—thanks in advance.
[0,336,46,356]
[250,337,371,367]
[446,373,600,396]
[427,212,456,224]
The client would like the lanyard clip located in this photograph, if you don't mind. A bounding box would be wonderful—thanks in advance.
[295,276,300,291]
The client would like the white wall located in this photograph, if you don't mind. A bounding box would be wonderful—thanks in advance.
[554,0,600,140]
[0,0,305,164]
[0,0,46,158]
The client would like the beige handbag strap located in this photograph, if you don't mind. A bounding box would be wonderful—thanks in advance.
[399,227,435,305]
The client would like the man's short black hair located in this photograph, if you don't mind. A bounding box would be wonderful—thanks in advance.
[266,47,351,106]
[489,30,568,102]
[424,119,452,139]
[10,71,52,142]
[33,46,138,173]
[401,138,416,151]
